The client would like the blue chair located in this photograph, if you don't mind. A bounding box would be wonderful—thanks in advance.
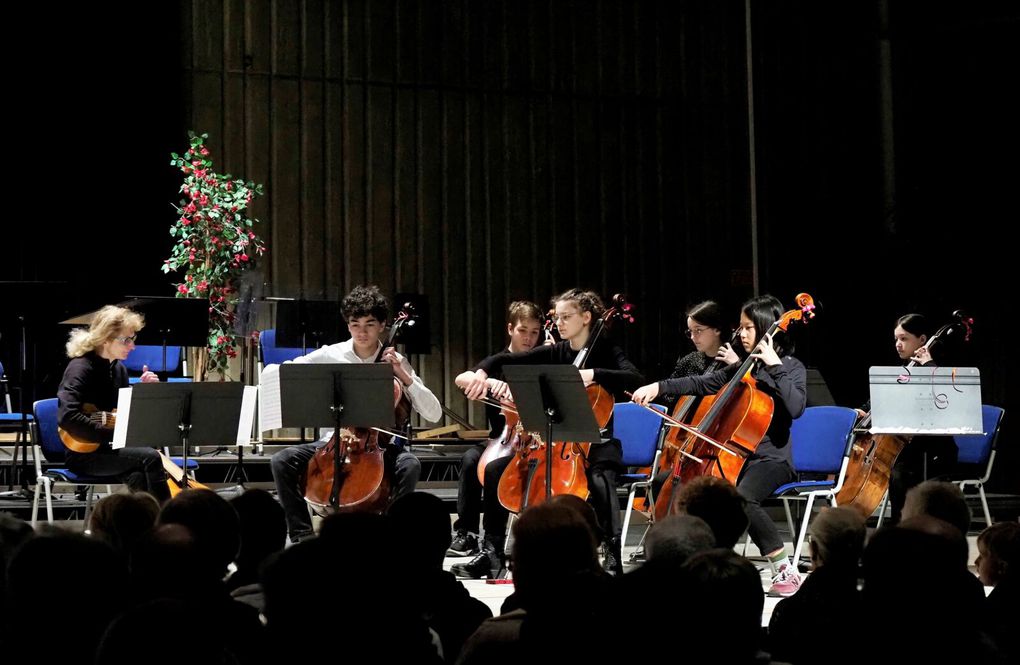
[614,402,667,551]
[30,398,198,526]
[258,329,304,366]
[122,345,184,374]
[949,405,1005,526]
[1,359,34,486]
[754,406,859,563]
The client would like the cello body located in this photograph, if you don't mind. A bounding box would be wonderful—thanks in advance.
[476,410,516,485]
[304,380,407,516]
[496,383,615,513]
[653,372,773,521]
[834,432,909,518]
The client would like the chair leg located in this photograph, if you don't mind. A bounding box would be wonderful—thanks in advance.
[978,484,993,527]
[621,485,638,550]
[31,477,43,526]
[44,476,54,524]
[782,498,796,543]
[876,492,889,528]
[791,494,817,564]
[83,485,96,527]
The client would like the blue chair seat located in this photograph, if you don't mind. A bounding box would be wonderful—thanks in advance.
[773,479,836,495]
[43,469,118,484]
[619,472,650,484]
[43,456,196,481]
[0,413,33,421]
[168,456,199,470]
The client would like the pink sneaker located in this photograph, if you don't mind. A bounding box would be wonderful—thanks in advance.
[768,563,802,597]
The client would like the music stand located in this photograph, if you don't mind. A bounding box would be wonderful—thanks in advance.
[868,366,983,435]
[501,365,603,500]
[119,296,209,375]
[112,382,257,477]
[274,299,346,353]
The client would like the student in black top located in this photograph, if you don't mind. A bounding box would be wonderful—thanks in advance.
[453,289,645,578]
[869,313,959,524]
[665,300,736,402]
[647,301,739,510]
[57,305,170,501]
[447,300,546,557]
[631,294,807,596]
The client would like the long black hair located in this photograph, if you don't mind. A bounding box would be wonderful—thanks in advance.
[741,294,792,357]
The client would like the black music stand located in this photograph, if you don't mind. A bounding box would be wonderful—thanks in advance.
[274,299,346,353]
[113,382,255,477]
[501,365,603,500]
[119,296,209,375]
[268,363,397,510]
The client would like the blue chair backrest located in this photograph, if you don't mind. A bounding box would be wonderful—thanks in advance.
[33,398,67,463]
[260,329,305,365]
[790,406,858,474]
[0,359,9,412]
[122,345,182,373]
[615,402,666,467]
[954,405,1004,465]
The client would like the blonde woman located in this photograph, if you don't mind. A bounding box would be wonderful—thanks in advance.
[58,305,169,501]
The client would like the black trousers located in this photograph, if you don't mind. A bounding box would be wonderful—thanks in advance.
[453,443,485,534]
[64,446,171,501]
[651,456,795,555]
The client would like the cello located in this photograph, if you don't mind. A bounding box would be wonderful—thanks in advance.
[835,310,973,517]
[496,294,634,513]
[303,305,416,516]
[653,293,817,521]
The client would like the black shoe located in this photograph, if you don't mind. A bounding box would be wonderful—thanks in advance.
[447,530,480,557]
[603,538,623,576]
[451,547,500,579]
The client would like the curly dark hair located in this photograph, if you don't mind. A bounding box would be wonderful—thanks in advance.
[341,285,390,322]
[552,288,605,319]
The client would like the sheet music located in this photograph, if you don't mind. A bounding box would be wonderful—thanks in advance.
[869,366,982,435]
[259,364,282,431]
[237,385,259,445]
[111,387,133,449]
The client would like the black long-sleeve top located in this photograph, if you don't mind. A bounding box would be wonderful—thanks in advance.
[657,356,807,465]
[475,341,645,402]
[57,352,128,446]
[474,340,645,466]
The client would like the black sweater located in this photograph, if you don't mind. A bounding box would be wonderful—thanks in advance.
[657,356,807,464]
[57,352,128,446]
[475,341,645,401]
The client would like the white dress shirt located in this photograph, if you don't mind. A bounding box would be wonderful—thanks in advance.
[289,338,443,424]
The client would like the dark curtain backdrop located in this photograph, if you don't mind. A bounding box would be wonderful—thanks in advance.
[8,0,1017,490]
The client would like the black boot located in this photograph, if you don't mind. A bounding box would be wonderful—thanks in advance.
[603,537,623,576]
[451,540,501,579]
